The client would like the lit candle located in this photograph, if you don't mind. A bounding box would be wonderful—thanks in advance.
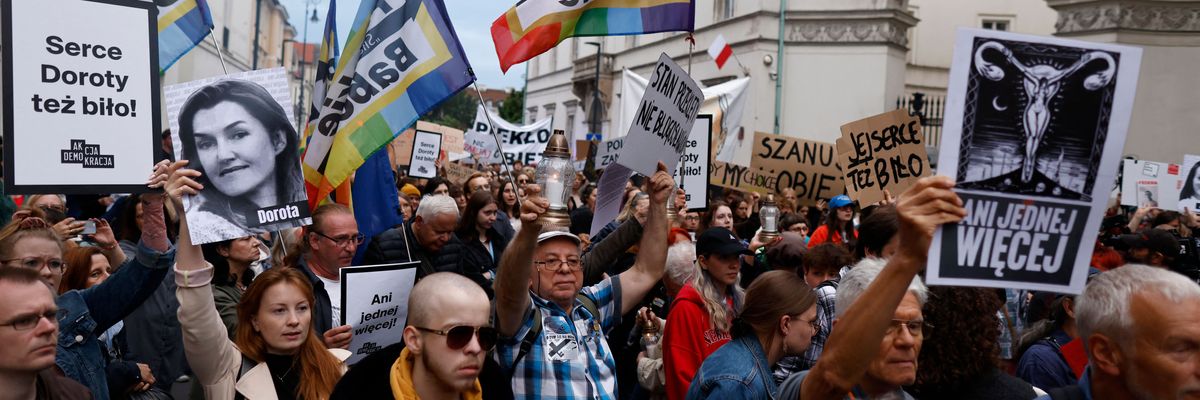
[546,179,566,208]
[763,218,776,232]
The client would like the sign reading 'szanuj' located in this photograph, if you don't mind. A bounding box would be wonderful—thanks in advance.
[3,0,161,194]
[616,53,702,177]
[928,28,1142,294]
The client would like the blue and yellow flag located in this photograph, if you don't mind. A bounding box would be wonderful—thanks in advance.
[302,0,475,210]
[301,0,340,152]
[157,0,213,73]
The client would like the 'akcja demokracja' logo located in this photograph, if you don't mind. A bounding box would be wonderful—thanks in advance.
[60,140,115,168]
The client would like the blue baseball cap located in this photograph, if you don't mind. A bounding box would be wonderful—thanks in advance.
[829,195,853,209]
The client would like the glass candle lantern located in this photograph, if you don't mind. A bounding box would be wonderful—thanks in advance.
[758,194,780,242]
[536,130,575,229]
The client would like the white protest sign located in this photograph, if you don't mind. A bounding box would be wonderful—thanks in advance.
[409,130,442,179]
[928,28,1142,295]
[675,115,712,210]
[615,53,703,177]
[340,262,419,365]
[591,163,633,237]
[594,137,625,169]
[3,0,160,194]
[467,105,553,165]
[1179,155,1200,212]
[1120,159,1180,210]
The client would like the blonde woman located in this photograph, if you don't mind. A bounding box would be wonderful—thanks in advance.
[663,227,747,400]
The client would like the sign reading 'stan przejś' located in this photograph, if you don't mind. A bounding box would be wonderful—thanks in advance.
[710,132,843,206]
[837,109,930,205]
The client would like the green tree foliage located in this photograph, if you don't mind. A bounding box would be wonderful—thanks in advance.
[422,91,478,130]
[499,88,525,124]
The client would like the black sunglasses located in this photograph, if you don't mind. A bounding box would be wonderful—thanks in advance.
[415,325,498,351]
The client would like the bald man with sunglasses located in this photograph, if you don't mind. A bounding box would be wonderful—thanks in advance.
[330,272,496,399]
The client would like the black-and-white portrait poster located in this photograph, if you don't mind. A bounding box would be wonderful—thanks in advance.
[928,29,1142,294]
[165,68,311,245]
[1178,155,1200,212]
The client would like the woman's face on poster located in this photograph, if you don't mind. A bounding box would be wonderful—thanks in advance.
[191,101,283,199]
[1192,169,1200,197]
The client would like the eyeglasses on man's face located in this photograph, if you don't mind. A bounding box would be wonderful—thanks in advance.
[313,231,365,248]
[535,258,582,273]
[2,309,60,331]
[884,319,932,339]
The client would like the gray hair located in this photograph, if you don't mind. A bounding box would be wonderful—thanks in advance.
[415,194,460,221]
[1075,264,1200,351]
[665,242,697,287]
[835,258,928,318]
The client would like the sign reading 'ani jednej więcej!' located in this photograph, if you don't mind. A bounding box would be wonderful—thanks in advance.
[929,28,1142,294]
[2,0,161,194]
[341,262,419,365]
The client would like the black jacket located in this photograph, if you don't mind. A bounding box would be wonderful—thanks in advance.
[459,225,510,299]
[294,257,336,336]
[330,342,402,398]
[361,221,473,284]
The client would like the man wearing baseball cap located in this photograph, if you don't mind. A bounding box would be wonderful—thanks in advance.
[1118,229,1179,268]
[493,162,675,400]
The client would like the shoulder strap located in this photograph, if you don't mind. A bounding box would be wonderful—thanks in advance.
[237,354,256,380]
[511,293,602,369]
[816,279,838,290]
[1046,385,1086,400]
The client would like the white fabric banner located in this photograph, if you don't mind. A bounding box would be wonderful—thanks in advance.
[614,69,752,166]
[466,106,554,165]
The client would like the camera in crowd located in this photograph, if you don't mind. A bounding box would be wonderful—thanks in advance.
[1106,227,1200,282]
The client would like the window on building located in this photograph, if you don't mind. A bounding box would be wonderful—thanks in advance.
[526,107,538,124]
[715,0,735,21]
[222,27,230,49]
[982,19,1011,31]
[566,111,576,137]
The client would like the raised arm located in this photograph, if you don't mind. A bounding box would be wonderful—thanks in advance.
[81,162,175,331]
[581,217,644,286]
[617,162,673,316]
[493,185,549,337]
[800,176,966,400]
[164,160,241,387]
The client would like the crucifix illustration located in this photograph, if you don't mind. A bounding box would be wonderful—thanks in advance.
[973,41,1115,184]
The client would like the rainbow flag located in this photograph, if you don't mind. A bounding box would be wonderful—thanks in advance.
[157,0,213,73]
[491,0,695,72]
[301,0,340,153]
[302,0,474,211]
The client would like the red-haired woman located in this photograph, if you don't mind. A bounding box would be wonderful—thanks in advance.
[167,160,348,399]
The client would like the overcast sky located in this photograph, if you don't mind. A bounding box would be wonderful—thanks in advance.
[278,0,525,90]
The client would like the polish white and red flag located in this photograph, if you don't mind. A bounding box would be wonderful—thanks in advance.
[707,34,732,69]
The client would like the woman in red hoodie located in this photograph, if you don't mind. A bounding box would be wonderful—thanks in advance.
[663,227,748,400]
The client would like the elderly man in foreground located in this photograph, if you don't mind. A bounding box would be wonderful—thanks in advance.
[493,162,674,399]
[1034,264,1200,400]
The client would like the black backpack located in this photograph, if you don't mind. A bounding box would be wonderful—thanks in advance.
[1046,385,1086,400]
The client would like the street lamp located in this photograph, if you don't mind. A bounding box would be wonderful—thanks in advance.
[537,130,576,229]
[582,41,602,179]
[296,3,320,131]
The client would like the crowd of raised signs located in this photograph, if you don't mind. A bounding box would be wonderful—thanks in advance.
[3,153,1199,400]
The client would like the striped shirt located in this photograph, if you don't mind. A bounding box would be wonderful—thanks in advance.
[496,276,624,400]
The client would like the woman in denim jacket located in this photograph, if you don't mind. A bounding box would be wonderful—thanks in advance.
[686,270,818,400]
[0,178,175,400]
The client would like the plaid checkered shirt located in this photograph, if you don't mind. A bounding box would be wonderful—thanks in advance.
[495,276,624,400]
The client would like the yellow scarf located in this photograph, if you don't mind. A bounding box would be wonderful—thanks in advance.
[389,347,483,400]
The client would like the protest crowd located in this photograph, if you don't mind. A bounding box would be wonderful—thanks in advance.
[4,149,1200,400]
[4,0,1200,399]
